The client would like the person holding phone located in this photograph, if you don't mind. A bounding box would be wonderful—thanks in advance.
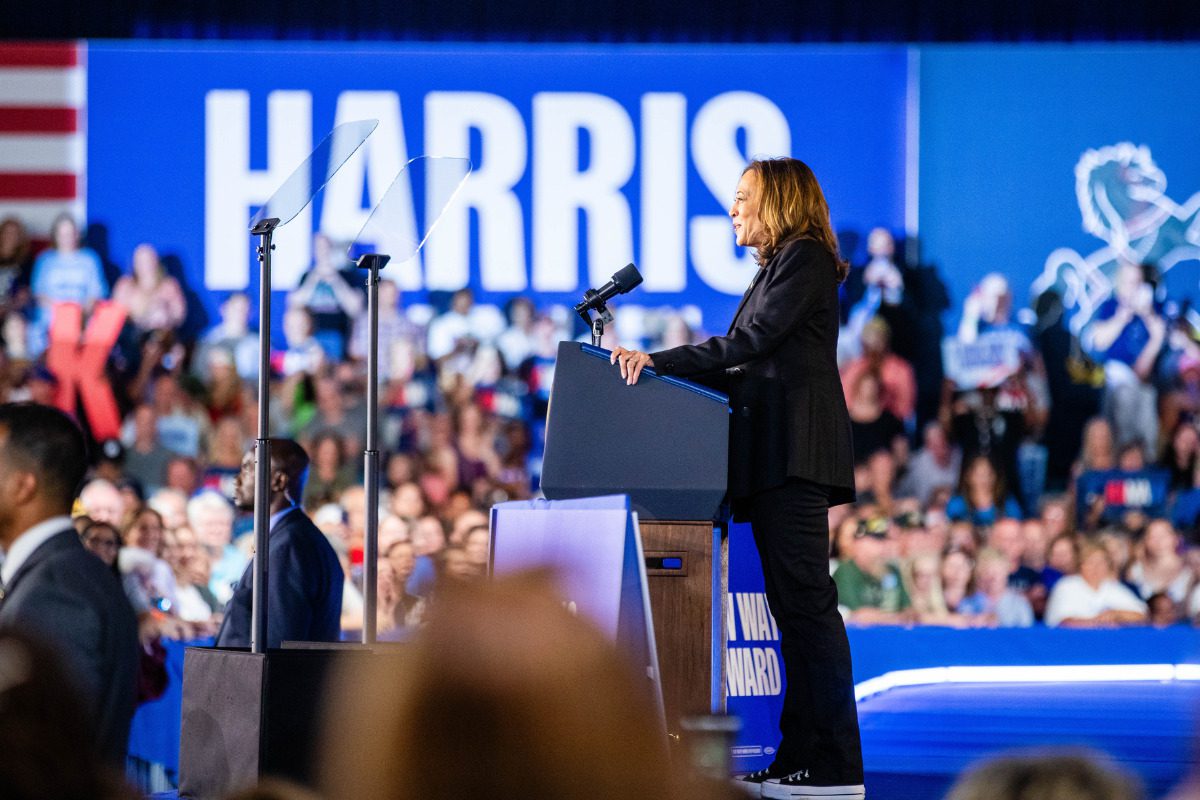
[1080,261,1166,459]
[611,158,863,800]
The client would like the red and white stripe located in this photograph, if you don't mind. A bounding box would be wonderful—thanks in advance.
[0,42,86,235]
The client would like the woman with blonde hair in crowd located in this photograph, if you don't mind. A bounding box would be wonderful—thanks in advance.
[375,559,425,639]
[902,552,959,625]
[120,506,179,616]
[112,243,186,335]
[161,525,218,628]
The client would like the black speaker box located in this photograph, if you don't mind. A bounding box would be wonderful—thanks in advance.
[178,645,380,799]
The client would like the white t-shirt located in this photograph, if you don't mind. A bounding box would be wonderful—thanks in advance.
[426,306,505,361]
[174,584,214,622]
[1044,575,1148,627]
[118,547,180,614]
[1126,561,1194,604]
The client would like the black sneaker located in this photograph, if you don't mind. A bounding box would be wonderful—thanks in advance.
[761,770,866,799]
[731,767,785,797]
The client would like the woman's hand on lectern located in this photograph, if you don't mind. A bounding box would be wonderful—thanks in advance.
[610,346,654,386]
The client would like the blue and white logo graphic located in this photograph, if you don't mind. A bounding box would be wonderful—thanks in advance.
[1035,142,1200,330]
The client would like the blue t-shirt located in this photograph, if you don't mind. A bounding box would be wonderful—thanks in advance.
[1041,566,1065,591]
[958,590,1034,627]
[1085,298,1151,365]
[1171,488,1200,536]
[30,247,108,307]
[405,555,436,597]
[945,494,1023,526]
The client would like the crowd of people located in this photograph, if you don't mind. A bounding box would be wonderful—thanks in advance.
[833,231,1200,629]
[1,210,1199,656]
[2,205,1200,800]
[5,568,1170,800]
[0,215,559,649]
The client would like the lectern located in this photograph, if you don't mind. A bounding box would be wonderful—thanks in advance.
[541,342,729,734]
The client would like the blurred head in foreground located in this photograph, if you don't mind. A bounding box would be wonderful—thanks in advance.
[0,629,135,800]
[946,749,1142,800]
[321,572,676,800]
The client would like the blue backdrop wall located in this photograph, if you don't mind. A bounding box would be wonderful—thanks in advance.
[85,42,910,335]
[918,45,1200,329]
[84,42,1200,336]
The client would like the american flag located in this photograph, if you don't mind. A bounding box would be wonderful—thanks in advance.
[0,41,86,235]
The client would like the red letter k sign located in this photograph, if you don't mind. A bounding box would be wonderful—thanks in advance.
[45,301,127,441]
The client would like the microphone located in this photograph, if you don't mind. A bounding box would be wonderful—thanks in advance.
[574,263,644,321]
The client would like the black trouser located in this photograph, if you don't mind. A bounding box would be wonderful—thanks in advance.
[746,477,864,784]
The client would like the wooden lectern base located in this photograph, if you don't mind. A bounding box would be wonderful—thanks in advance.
[639,519,725,737]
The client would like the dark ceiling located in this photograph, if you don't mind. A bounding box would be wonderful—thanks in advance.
[3,0,1199,42]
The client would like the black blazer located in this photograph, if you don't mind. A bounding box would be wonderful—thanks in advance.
[216,507,343,649]
[652,237,856,508]
[0,528,139,765]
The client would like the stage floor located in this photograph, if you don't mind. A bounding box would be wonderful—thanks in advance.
[154,678,1199,799]
[859,679,1199,799]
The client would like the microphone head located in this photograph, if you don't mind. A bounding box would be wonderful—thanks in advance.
[613,263,643,293]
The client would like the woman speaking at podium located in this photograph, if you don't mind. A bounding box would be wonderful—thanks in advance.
[611,158,864,800]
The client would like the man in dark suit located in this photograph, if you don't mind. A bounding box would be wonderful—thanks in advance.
[0,402,138,765]
[216,438,342,648]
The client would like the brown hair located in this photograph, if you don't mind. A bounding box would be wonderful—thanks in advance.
[744,157,849,281]
[0,217,31,264]
[320,572,684,800]
[946,749,1141,800]
[958,454,1008,512]
[1047,532,1080,570]
[0,629,139,800]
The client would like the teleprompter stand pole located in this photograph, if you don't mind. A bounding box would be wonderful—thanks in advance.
[249,217,280,655]
[357,253,391,645]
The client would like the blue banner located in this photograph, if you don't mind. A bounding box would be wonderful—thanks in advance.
[83,42,1200,341]
[1074,468,1171,524]
[917,45,1200,330]
[86,42,909,337]
[726,520,785,773]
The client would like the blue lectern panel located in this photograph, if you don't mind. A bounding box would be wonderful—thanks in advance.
[541,342,729,520]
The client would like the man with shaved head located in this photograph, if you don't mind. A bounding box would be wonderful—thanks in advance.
[215,438,342,648]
